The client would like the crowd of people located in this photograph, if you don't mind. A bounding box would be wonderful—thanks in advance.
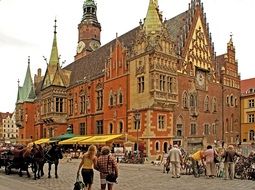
[162,144,255,180]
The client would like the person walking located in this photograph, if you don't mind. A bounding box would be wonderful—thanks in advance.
[96,146,118,190]
[222,145,240,180]
[203,145,217,178]
[77,145,97,190]
[167,144,183,178]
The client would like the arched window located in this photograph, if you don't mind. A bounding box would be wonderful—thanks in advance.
[226,96,229,106]
[190,94,195,107]
[249,130,255,141]
[230,95,234,106]
[204,96,209,112]
[109,90,114,107]
[118,91,123,105]
[155,141,160,152]
[182,91,188,108]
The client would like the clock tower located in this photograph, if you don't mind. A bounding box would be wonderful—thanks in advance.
[75,0,101,61]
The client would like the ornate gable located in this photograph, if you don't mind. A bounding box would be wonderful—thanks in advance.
[185,17,212,72]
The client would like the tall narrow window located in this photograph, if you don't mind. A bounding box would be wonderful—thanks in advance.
[56,97,64,113]
[109,94,114,106]
[212,97,217,112]
[190,94,195,107]
[248,114,255,123]
[182,91,188,108]
[69,98,74,115]
[119,122,123,134]
[96,120,103,134]
[47,98,51,113]
[204,124,209,135]
[118,91,123,105]
[137,76,144,93]
[158,115,165,129]
[109,123,113,134]
[191,123,196,135]
[248,99,255,108]
[159,75,166,91]
[79,123,86,135]
[212,123,216,135]
[80,95,86,114]
[167,76,173,93]
[96,89,103,111]
[204,96,209,112]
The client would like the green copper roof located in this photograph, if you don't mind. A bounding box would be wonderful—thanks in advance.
[42,19,70,89]
[85,0,96,6]
[143,0,162,35]
[49,19,59,66]
[16,57,36,103]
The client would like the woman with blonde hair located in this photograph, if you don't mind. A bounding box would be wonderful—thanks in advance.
[77,145,97,190]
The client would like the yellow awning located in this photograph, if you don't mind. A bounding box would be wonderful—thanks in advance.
[59,136,91,145]
[29,138,50,145]
[78,134,123,145]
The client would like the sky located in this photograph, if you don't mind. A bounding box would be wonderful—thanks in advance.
[0,0,254,113]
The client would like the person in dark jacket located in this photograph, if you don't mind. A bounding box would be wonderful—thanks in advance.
[222,145,240,180]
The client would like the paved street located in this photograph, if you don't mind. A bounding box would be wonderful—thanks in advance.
[0,158,254,190]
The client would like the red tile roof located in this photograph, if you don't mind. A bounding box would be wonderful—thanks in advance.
[241,78,255,94]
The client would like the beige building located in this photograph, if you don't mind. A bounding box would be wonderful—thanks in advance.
[2,112,19,144]
[241,78,255,143]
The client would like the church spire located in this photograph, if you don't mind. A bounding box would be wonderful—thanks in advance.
[16,56,36,103]
[143,0,162,35]
[49,19,59,66]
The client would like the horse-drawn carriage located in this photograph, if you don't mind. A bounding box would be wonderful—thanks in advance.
[0,143,63,180]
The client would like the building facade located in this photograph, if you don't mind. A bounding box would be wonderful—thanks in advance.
[0,112,19,144]
[241,78,255,143]
[16,0,241,156]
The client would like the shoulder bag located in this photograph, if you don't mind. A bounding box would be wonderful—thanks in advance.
[106,155,117,183]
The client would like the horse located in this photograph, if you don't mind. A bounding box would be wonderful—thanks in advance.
[45,143,63,178]
[29,144,45,180]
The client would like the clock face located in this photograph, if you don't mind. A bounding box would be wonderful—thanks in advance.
[77,41,85,53]
[196,71,205,87]
[90,40,100,51]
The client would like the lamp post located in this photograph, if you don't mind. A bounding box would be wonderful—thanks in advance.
[134,110,140,154]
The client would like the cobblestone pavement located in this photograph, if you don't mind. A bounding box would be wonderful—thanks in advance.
[0,158,254,190]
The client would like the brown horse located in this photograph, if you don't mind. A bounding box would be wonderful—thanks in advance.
[29,144,45,180]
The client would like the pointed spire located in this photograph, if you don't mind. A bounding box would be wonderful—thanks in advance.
[143,0,162,35]
[16,56,36,103]
[49,19,59,66]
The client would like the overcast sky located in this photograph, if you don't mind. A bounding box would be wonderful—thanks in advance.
[0,0,254,113]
